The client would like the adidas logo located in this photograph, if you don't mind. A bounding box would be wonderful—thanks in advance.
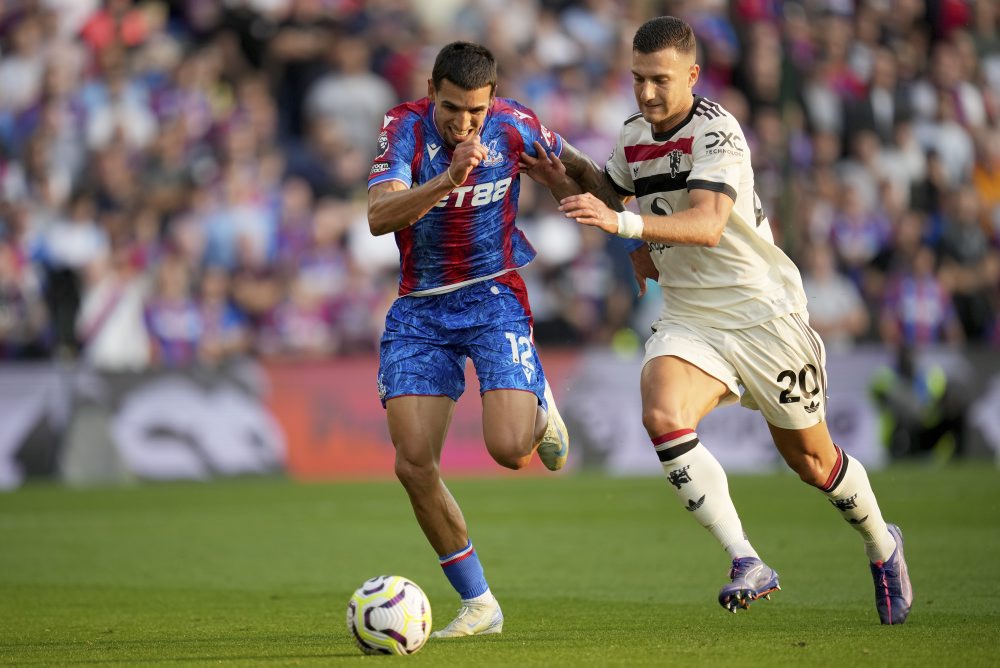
[686,495,706,512]
[804,401,820,413]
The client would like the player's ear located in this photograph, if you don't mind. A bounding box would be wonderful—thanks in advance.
[427,79,435,99]
[688,63,700,89]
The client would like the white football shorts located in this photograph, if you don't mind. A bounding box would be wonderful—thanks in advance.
[642,312,828,430]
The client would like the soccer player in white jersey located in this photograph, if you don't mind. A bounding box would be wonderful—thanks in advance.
[521,16,912,624]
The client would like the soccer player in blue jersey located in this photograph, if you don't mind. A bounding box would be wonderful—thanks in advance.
[366,41,604,638]
[522,17,912,625]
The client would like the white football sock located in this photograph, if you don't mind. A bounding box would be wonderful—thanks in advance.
[654,430,759,560]
[463,589,496,605]
[821,446,896,563]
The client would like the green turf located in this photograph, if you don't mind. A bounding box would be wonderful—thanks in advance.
[1,464,998,666]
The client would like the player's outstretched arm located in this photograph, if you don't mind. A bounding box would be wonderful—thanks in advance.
[558,192,620,234]
[561,143,625,213]
[368,135,488,236]
[560,187,732,247]
[520,141,627,211]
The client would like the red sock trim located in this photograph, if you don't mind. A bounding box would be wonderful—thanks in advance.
[821,445,845,492]
[652,429,695,446]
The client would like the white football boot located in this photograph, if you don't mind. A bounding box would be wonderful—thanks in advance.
[430,593,504,638]
[536,380,569,471]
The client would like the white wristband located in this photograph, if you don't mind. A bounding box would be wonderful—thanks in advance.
[616,211,645,239]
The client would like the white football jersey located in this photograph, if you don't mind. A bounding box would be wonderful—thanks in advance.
[606,96,807,329]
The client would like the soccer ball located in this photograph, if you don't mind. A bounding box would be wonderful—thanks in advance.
[346,575,432,655]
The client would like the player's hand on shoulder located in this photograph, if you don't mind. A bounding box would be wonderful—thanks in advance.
[519,140,570,189]
[559,193,619,234]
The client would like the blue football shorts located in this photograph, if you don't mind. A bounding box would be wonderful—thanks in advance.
[377,271,548,408]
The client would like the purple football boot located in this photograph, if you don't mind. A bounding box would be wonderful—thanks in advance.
[870,523,913,624]
[718,557,780,613]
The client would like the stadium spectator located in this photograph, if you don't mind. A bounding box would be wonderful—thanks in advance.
[76,237,150,371]
[843,45,913,151]
[0,239,47,359]
[35,189,108,356]
[972,128,1000,236]
[196,264,250,366]
[543,224,634,347]
[256,270,335,360]
[79,0,159,54]
[79,45,156,151]
[827,180,893,291]
[144,251,201,368]
[800,243,870,350]
[936,184,999,340]
[304,33,395,157]
[879,241,965,348]
[0,12,47,116]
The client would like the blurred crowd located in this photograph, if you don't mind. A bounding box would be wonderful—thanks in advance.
[1,0,999,372]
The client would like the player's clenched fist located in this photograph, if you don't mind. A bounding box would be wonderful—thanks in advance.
[447,134,488,186]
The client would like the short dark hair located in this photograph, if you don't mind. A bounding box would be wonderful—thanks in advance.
[633,16,696,56]
[431,41,497,94]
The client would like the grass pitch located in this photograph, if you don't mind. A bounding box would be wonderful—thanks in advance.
[1,464,998,666]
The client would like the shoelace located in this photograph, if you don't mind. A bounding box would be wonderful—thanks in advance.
[730,558,755,580]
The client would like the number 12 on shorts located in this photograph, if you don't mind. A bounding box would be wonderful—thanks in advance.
[505,332,536,382]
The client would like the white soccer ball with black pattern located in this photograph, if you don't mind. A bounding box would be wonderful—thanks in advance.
[346,575,432,655]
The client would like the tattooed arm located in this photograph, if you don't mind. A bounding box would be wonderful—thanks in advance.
[519,140,627,212]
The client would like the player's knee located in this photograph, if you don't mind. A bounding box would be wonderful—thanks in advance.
[393,454,438,490]
[495,453,532,470]
[488,444,532,470]
[484,428,534,470]
[641,406,690,439]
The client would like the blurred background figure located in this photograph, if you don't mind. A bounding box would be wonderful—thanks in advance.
[75,236,150,371]
[870,345,969,461]
[0,238,47,359]
[143,251,200,368]
[800,242,870,351]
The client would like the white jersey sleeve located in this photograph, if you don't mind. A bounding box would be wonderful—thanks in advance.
[605,115,638,195]
[688,113,744,201]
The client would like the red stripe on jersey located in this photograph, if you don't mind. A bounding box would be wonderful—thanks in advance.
[496,271,534,330]
[438,199,476,286]
[396,227,415,296]
[397,123,424,295]
[501,124,521,269]
[624,137,694,162]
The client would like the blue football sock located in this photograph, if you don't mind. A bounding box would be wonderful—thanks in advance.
[439,540,489,600]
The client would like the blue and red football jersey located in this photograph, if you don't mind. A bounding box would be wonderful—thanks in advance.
[368,97,563,296]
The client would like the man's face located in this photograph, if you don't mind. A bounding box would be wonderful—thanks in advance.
[429,79,493,147]
[632,47,699,132]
